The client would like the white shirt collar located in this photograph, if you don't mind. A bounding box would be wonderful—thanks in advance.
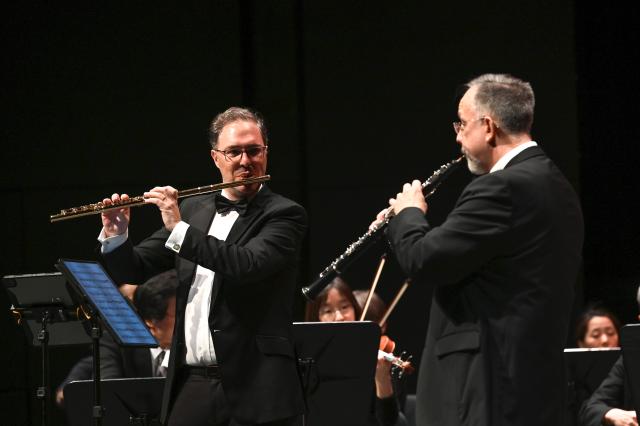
[490,141,538,173]
[149,347,170,368]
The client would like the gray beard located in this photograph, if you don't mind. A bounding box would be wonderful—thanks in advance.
[463,152,486,175]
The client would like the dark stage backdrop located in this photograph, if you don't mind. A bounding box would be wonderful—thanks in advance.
[2,1,637,424]
[575,4,640,329]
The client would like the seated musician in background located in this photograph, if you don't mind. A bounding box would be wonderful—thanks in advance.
[305,276,360,323]
[578,290,640,426]
[576,305,621,349]
[305,277,407,426]
[55,282,137,406]
[101,269,177,379]
[566,305,622,424]
[56,270,177,406]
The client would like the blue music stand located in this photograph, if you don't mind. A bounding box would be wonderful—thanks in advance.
[56,259,158,426]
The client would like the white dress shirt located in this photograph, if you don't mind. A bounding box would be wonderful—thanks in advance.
[167,209,238,366]
[98,189,240,367]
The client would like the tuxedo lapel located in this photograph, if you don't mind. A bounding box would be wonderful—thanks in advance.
[182,195,217,286]
[225,186,270,244]
[190,194,218,233]
[210,186,270,303]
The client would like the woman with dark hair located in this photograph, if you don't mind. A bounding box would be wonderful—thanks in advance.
[576,306,621,348]
[305,277,406,426]
[304,276,361,322]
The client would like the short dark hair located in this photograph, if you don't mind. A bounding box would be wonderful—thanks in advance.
[133,270,179,322]
[466,73,535,135]
[575,304,621,345]
[304,276,362,322]
[208,107,268,148]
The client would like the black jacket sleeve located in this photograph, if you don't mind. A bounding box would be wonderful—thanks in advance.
[579,357,629,426]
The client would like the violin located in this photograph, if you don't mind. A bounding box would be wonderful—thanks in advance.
[360,255,414,378]
[378,334,414,378]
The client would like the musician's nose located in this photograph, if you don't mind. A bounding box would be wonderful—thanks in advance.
[239,151,252,166]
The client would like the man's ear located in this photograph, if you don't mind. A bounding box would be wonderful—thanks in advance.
[211,150,221,169]
[484,117,498,148]
[144,318,155,331]
[485,117,498,147]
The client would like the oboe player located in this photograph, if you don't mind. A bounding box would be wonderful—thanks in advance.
[98,107,306,426]
[375,74,583,426]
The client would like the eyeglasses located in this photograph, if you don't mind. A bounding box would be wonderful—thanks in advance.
[452,117,486,134]
[318,305,354,321]
[213,145,268,162]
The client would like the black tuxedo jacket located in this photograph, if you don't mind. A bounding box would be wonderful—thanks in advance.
[102,185,307,424]
[59,334,153,392]
[100,331,154,379]
[579,356,633,426]
[388,147,584,426]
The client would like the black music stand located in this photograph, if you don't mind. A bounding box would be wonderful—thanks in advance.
[564,347,621,426]
[3,272,90,426]
[55,259,158,426]
[3,272,91,347]
[621,324,640,415]
[292,321,379,426]
[64,377,165,426]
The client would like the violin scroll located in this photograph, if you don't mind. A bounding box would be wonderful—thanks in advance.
[379,334,414,378]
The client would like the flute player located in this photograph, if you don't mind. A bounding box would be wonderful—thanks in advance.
[97,107,306,426]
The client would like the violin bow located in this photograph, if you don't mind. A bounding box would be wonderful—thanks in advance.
[379,279,411,328]
[360,254,386,321]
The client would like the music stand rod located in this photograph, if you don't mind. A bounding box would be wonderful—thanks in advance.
[90,318,104,426]
[36,311,50,426]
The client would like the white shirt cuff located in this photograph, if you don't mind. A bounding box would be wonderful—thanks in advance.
[166,221,190,253]
[98,229,129,254]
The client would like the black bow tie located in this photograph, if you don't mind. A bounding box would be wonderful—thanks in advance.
[215,193,248,216]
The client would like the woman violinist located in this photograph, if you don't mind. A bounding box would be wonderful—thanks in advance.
[305,277,408,426]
